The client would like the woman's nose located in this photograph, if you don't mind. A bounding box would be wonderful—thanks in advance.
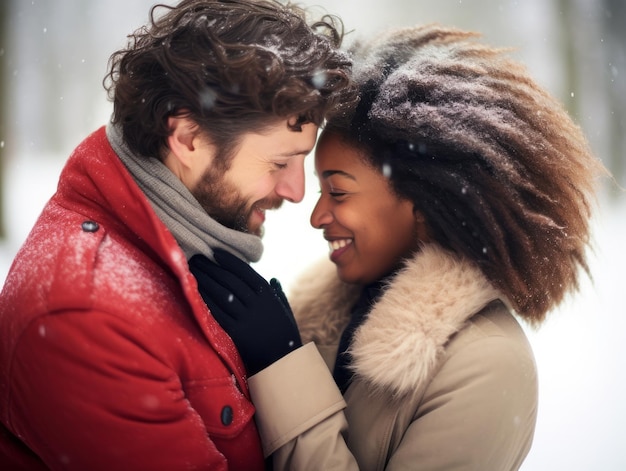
[310,197,332,228]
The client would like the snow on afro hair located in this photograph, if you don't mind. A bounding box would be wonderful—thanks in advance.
[325,24,606,323]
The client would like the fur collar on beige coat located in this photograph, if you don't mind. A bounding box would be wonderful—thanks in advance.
[290,243,502,397]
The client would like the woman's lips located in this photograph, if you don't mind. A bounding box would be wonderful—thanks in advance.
[328,238,353,262]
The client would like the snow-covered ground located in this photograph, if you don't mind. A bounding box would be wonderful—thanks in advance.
[1,150,625,469]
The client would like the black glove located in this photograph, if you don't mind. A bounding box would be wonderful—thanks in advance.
[188,249,302,376]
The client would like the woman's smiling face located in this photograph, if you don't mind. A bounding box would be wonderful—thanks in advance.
[311,131,425,285]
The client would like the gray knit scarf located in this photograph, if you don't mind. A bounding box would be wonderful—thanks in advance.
[106,122,263,263]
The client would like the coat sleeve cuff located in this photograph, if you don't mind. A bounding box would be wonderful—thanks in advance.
[247,342,346,456]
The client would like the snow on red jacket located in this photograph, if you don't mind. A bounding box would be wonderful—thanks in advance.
[0,127,265,470]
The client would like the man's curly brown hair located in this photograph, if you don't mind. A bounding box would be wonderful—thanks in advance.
[325,24,606,324]
[104,0,356,161]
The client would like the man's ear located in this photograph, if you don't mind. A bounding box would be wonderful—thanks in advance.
[167,116,200,169]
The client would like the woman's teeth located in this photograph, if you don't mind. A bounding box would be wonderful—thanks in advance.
[329,239,352,252]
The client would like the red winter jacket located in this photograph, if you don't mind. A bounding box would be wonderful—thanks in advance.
[0,127,265,470]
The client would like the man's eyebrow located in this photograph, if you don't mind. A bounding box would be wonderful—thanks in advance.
[320,169,356,180]
[277,148,314,157]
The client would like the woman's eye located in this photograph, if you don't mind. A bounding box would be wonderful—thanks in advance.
[274,162,288,170]
[329,191,347,199]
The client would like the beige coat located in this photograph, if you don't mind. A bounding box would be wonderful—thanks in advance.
[251,244,538,470]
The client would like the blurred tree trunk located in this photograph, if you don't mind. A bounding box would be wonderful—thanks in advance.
[603,0,626,192]
[0,0,7,239]
[558,0,625,195]
[557,0,579,118]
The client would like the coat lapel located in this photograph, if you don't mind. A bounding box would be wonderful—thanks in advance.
[290,243,501,397]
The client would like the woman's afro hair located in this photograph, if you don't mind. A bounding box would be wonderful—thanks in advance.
[326,24,607,323]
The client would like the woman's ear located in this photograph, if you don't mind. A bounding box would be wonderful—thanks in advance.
[413,207,432,243]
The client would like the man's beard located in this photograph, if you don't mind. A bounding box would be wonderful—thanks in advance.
[191,164,251,233]
[190,163,281,236]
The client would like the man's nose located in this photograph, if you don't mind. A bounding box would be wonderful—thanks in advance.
[275,157,305,203]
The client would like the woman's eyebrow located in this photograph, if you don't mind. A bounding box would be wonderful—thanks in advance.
[320,169,356,180]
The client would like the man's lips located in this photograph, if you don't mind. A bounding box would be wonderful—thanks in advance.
[252,200,283,218]
[252,206,266,223]
[248,201,284,235]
